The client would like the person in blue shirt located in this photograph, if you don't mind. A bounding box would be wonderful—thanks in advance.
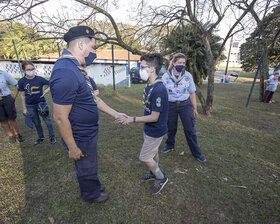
[50,26,127,203]
[119,53,169,195]
[161,53,206,162]
[0,70,24,143]
[18,61,56,145]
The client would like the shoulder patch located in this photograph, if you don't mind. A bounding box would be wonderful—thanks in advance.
[156,97,161,107]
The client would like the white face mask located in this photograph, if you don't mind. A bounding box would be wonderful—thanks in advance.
[25,70,35,77]
[140,69,149,81]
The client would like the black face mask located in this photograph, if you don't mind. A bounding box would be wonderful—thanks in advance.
[174,65,185,73]
[85,52,96,66]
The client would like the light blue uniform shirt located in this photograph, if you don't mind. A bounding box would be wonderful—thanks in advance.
[266,75,279,92]
[161,69,196,102]
[0,70,18,97]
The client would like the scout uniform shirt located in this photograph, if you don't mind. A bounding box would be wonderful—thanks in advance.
[0,70,17,97]
[143,76,168,138]
[161,69,196,102]
[50,49,99,142]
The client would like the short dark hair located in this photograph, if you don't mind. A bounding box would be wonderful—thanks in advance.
[140,53,163,75]
[21,61,34,71]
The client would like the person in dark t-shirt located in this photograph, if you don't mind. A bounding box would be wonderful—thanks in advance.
[18,61,56,145]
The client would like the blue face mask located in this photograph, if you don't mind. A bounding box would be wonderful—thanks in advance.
[85,52,96,66]
[175,65,185,73]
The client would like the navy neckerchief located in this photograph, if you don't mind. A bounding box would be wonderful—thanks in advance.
[167,68,186,87]
[142,76,162,106]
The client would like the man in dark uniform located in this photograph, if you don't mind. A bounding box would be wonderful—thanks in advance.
[50,26,126,203]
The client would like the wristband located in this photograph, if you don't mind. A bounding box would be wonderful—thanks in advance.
[133,117,136,123]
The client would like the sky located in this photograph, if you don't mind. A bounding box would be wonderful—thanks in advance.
[33,0,251,49]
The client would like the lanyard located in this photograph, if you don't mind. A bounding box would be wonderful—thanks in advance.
[142,79,162,106]
[167,69,186,87]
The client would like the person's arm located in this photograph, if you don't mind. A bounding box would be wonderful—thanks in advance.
[40,87,50,98]
[95,96,127,120]
[128,111,160,124]
[13,84,19,100]
[190,92,198,119]
[53,103,84,160]
[20,91,27,115]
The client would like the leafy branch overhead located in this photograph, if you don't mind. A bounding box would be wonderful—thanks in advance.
[0,0,278,114]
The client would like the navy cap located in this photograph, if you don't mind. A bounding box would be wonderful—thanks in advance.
[64,26,95,43]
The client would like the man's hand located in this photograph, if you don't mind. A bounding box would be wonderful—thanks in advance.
[94,90,99,96]
[69,146,84,160]
[23,108,28,116]
[193,108,198,119]
[114,112,128,124]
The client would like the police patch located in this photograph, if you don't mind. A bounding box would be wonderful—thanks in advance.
[156,97,161,107]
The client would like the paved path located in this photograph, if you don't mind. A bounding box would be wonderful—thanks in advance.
[203,70,239,84]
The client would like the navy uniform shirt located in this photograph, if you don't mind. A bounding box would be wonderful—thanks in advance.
[18,76,48,105]
[143,77,168,138]
[50,49,99,142]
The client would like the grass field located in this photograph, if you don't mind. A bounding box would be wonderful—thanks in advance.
[1,80,279,223]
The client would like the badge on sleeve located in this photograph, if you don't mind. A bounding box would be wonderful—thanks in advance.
[156,97,161,107]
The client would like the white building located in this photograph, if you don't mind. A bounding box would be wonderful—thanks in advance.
[220,39,242,68]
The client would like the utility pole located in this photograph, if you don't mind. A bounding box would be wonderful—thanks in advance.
[12,39,23,77]
[111,44,116,91]
[224,35,233,82]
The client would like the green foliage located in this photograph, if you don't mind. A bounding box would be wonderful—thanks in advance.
[240,6,280,72]
[160,24,226,85]
[0,22,58,60]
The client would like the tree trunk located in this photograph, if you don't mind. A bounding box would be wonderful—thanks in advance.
[201,34,215,115]
[205,65,215,115]
[259,41,269,102]
[195,85,206,113]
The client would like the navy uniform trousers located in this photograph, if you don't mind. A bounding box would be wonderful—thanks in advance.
[74,134,101,202]
[166,99,202,158]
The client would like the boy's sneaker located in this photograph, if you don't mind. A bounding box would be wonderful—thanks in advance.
[34,138,44,145]
[50,137,56,144]
[151,176,168,195]
[16,134,25,142]
[139,171,156,181]
[197,155,206,162]
[161,146,174,153]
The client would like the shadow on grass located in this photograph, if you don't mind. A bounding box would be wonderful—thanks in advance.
[1,84,280,223]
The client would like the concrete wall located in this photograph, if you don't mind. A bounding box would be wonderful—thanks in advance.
[0,61,129,86]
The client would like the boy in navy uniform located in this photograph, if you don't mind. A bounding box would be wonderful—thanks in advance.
[50,26,126,203]
[119,53,168,195]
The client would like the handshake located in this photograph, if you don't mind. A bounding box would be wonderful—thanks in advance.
[114,113,135,126]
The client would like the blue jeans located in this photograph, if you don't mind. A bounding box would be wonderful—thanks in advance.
[26,104,55,139]
[166,99,202,158]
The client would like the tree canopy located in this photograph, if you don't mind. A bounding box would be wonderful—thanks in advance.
[240,6,280,72]
[160,23,226,85]
[0,22,58,60]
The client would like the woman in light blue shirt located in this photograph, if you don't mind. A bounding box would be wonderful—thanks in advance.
[161,53,206,162]
[0,70,24,143]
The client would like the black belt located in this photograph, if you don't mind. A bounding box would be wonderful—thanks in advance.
[169,99,187,104]
[0,95,11,101]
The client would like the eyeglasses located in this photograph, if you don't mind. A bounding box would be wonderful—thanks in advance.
[25,68,35,71]
[140,65,150,70]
